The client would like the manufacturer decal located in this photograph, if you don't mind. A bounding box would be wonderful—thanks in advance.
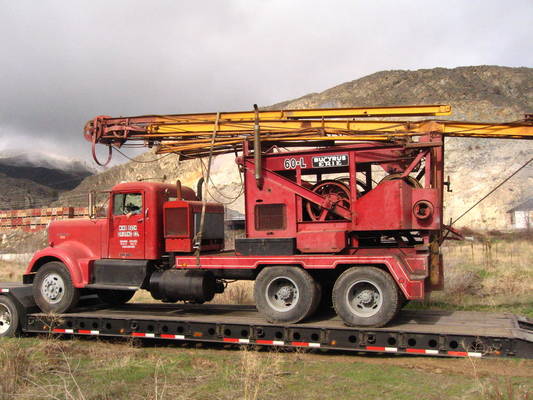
[312,154,349,168]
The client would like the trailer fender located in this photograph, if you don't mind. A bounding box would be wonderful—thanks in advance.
[25,242,95,288]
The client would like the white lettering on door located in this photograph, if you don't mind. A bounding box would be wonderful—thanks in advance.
[118,225,140,245]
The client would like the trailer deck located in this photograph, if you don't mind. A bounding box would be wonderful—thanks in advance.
[1,283,531,359]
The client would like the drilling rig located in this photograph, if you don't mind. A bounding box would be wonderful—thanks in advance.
[22,105,533,328]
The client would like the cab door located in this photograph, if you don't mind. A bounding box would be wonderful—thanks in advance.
[108,191,146,259]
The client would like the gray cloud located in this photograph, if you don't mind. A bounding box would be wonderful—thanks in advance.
[1,0,532,163]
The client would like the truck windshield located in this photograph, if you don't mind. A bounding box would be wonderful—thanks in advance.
[113,193,142,215]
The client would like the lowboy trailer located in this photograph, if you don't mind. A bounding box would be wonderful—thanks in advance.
[0,283,532,358]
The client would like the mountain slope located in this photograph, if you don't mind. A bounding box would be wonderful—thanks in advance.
[270,66,532,120]
[0,151,94,209]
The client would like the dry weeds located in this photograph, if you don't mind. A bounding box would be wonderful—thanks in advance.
[437,237,533,309]
[0,260,25,282]
[0,340,33,399]
[466,354,531,400]
[0,338,87,399]
[239,347,283,400]
[213,281,254,304]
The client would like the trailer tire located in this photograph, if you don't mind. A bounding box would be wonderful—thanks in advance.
[255,267,321,324]
[96,289,136,306]
[33,262,80,313]
[333,267,399,327]
[0,296,20,337]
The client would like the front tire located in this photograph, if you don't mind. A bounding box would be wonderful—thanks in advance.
[254,267,321,324]
[333,267,400,327]
[96,290,136,306]
[33,262,79,313]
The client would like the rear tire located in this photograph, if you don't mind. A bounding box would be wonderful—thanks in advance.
[96,290,136,306]
[0,296,20,337]
[254,267,321,324]
[333,267,399,327]
[33,262,79,313]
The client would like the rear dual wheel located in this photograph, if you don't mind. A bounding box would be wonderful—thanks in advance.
[333,267,401,327]
[254,266,402,327]
[254,267,321,324]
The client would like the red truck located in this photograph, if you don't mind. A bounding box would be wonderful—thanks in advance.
[22,105,532,328]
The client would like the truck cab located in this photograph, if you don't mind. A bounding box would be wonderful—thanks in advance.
[23,181,225,313]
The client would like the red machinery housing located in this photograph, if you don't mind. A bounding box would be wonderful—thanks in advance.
[239,137,442,252]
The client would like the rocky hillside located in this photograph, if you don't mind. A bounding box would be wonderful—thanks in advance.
[270,66,531,121]
[0,172,59,210]
[59,66,532,229]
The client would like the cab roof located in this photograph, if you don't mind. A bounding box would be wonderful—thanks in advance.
[111,181,177,194]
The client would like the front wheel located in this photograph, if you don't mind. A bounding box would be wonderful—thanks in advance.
[332,267,400,327]
[254,267,321,324]
[33,262,79,313]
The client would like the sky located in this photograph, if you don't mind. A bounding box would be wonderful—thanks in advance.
[0,0,532,165]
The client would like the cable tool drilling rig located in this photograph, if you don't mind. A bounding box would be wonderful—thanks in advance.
[13,104,533,333]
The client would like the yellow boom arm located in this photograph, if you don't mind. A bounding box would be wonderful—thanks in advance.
[84,104,533,159]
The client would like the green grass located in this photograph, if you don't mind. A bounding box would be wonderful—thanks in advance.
[1,337,531,400]
[407,299,533,319]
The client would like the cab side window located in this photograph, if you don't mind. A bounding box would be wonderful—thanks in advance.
[113,193,142,216]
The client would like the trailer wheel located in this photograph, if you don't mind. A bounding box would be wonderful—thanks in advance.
[333,267,399,327]
[96,289,136,306]
[33,262,80,313]
[255,267,321,324]
[0,296,20,337]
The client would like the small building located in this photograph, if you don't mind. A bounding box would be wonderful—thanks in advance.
[508,199,533,230]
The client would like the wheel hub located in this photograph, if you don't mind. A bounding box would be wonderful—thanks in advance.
[265,276,300,312]
[346,280,383,318]
[357,289,376,304]
[41,273,65,304]
[277,286,294,302]
[0,304,12,335]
